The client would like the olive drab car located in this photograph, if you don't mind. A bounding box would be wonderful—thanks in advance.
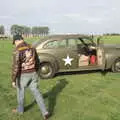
[32,35,120,79]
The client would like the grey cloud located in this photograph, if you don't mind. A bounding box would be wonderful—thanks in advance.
[0,0,120,34]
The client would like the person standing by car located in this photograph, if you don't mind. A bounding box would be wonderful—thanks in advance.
[11,34,49,120]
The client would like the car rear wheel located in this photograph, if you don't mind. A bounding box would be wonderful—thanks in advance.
[112,58,120,72]
[39,62,55,79]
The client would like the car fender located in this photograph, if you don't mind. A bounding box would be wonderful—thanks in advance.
[105,50,120,69]
[37,53,59,73]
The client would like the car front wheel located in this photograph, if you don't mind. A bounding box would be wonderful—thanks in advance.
[39,62,55,79]
[112,58,120,72]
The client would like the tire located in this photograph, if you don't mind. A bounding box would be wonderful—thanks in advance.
[112,58,120,72]
[39,62,55,79]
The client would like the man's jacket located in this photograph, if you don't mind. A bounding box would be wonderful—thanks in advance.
[12,42,40,83]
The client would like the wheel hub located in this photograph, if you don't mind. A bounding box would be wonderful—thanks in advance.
[41,65,50,74]
[115,61,120,71]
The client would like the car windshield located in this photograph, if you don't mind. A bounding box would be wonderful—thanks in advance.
[32,38,47,48]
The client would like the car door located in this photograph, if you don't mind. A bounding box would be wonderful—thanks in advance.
[96,38,105,70]
[76,37,98,70]
[41,39,71,70]
[62,38,91,70]
[54,38,79,70]
[64,38,79,69]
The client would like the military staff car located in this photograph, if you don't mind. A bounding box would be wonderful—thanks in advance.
[33,35,120,79]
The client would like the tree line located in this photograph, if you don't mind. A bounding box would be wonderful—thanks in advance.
[0,25,49,37]
[0,25,5,35]
[103,33,120,36]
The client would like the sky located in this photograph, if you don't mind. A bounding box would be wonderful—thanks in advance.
[0,0,120,34]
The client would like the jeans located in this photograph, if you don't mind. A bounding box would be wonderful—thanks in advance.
[16,72,48,116]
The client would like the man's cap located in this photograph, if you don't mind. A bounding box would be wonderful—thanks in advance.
[13,34,23,44]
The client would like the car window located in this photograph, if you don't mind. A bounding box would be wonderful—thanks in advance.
[68,39,82,49]
[68,39,77,48]
[43,39,67,49]
[57,39,66,48]
[43,40,58,49]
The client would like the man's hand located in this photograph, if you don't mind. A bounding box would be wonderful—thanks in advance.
[12,82,16,88]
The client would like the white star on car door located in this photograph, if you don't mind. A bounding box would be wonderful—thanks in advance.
[62,55,74,66]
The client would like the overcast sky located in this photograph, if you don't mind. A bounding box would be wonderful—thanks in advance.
[1,0,120,34]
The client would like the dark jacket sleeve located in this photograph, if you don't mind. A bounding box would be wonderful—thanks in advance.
[12,50,20,83]
[34,48,40,72]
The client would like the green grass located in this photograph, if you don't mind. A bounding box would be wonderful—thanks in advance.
[1,36,120,120]
[102,35,120,44]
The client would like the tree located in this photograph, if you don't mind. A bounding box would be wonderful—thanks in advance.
[22,26,31,37]
[43,27,49,36]
[32,27,37,36]
[11,25,50,37]
[0,25,5,35]
[10,24,21,35]
[31,26,49,36]
[11,25,31,37]
[24,26,31,35]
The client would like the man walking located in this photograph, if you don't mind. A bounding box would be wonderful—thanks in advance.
[12,34,49,120]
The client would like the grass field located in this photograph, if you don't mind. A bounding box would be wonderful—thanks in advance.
[0,36,120,120]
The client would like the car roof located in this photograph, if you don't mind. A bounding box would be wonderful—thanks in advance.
[32,34,93,47]
[44,34,92,40]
